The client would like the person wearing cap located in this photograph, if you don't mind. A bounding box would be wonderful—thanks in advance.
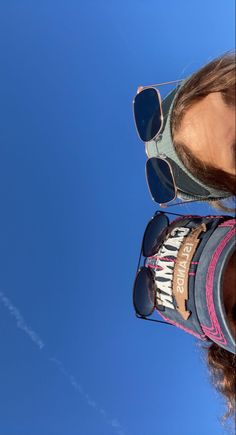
[133,52,235,206]
[133,213,236,419]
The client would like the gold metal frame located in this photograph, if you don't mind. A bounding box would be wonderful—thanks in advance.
[136,79,183,94]
[133,79,183,142]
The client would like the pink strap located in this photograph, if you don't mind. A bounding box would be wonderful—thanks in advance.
[157,310,206,340]
[201,227,236,344]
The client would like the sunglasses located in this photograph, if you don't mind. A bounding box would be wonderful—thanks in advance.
[133,211,185,324]
[133,80,183,206]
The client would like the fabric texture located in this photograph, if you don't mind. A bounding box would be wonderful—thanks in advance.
[145,84,231,200]
[145,215,236,354]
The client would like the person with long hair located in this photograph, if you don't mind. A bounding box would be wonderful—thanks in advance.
[171,52,235,198]
[133,52,236,206]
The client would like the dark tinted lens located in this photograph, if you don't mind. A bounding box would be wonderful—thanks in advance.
[134,88,162,141]
[133,268,155,317]
[146,158,175,204]
[142,213,169,257]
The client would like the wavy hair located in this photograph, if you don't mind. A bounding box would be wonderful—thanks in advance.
[171,52,236,198]
[206,342,236,420]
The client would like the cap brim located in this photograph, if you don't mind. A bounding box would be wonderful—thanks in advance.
[195,220,236,354]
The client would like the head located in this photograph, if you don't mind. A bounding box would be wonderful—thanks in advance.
[133,214,236,419]
[144,52,236,203]
[171,52,236,196]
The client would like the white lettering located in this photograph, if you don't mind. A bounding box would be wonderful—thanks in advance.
[177,285,184,294]
[155,260,173,278]
[177,277,184,286]
[179,261,187,269]
[170,227,190,238]
[160,227,190,257]
[183,245,192,254]
[156,292,175,309]
[159,244,178,258]
[177,268,185,278]
[155,280,172,295]
[151,226,191,311]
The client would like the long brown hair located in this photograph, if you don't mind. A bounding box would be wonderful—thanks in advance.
[171,52,236,196]
[206,342,236,420]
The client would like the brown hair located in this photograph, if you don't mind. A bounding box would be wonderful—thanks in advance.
[171,52,236,196]
[206,342,236,420]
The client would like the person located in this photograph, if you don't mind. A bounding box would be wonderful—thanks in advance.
[133,52,236,206]
[132,212,236,419]
[171,52,235,198]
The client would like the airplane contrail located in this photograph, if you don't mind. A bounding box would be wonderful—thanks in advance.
[49,357,126,435]
[0,291,127,435]
[0,291,45,350]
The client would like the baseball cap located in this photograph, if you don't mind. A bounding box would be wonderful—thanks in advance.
[143,215,236,354]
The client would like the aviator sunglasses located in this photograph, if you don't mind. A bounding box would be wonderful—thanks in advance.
[133,80,183,206]
[133,211,185,324]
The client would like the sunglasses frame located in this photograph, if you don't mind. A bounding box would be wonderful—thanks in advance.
[133,80,182,142]
[136,79,183,99]
[133,81,182,207]
[133,80,208,207]
[133,210,185,325]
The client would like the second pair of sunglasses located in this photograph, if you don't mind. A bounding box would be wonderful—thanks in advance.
[133,211,181,319]
[132,211,225,320]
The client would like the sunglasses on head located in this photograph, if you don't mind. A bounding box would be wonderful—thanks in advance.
[133,80,191,206]
[132,211,185,325]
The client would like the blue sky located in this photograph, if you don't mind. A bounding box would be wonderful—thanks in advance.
[0,1,235,434]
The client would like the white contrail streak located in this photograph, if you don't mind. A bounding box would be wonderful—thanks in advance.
[49,358,127,435]
[0,291,44,350]
[0,291,127,435]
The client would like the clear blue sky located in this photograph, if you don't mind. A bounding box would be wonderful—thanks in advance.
[0,1,235,435]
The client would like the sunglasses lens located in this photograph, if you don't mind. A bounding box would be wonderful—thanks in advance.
[134,88,162,142]
[133,268,155,317]
[143,213,169,257]
[146,158,176,204]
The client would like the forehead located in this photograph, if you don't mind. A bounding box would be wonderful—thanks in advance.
[173,92,236,164]
[179,92,235,126]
